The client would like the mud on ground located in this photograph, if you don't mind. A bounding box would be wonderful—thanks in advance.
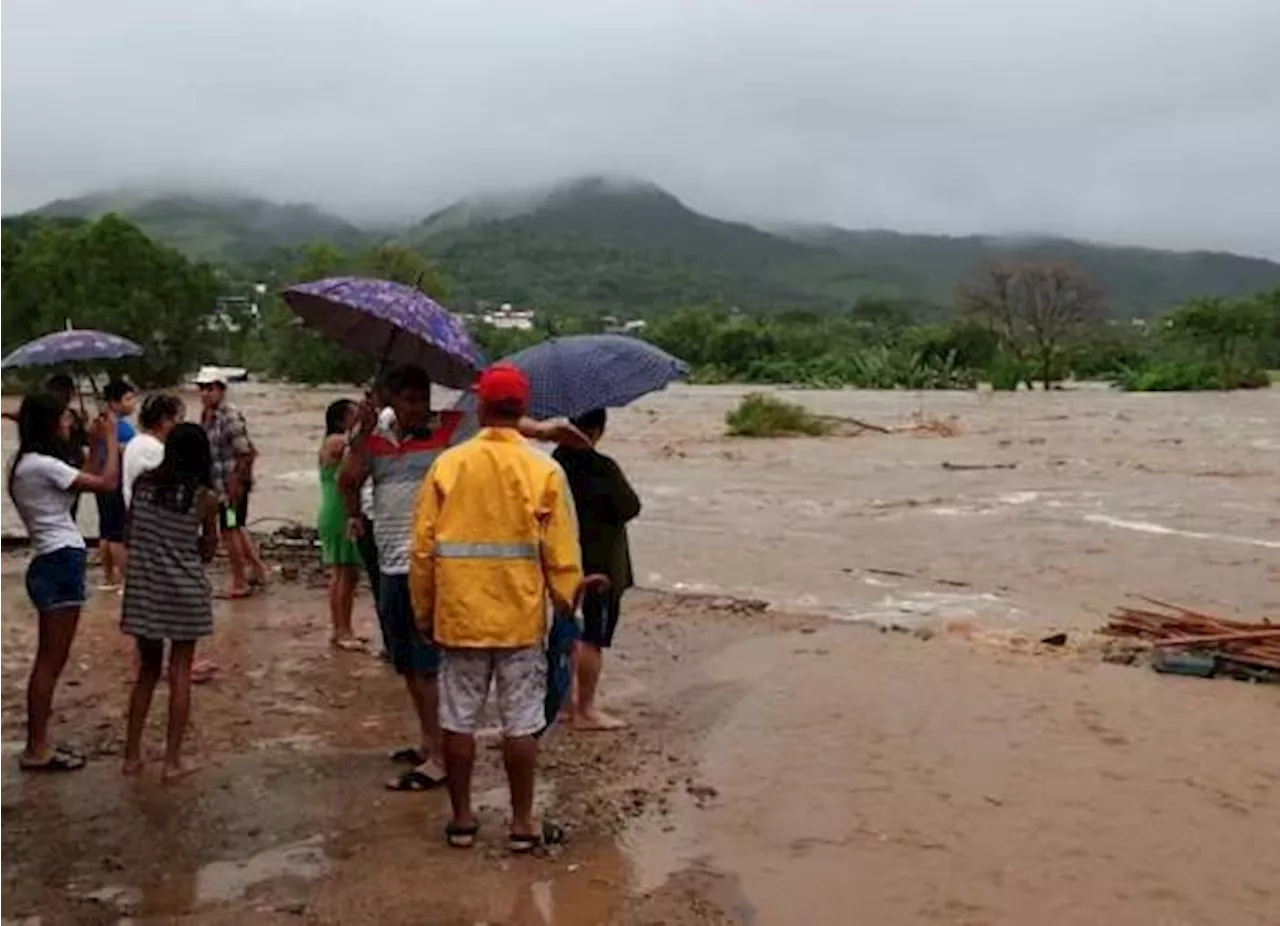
[1,570,801,925]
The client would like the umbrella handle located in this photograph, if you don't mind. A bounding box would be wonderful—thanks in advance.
[73,363,96,416]
[371,326,401,388]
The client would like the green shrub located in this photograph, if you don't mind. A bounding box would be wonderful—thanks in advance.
[725,393,833,437]
[986,351,1026,390]
[1113,361,1272,391]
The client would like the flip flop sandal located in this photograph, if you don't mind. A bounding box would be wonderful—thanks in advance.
[445,820,480,849]
[385,769,445,792]
[509,822,567,854]
[388,747,427,765]
[20,750,87,773]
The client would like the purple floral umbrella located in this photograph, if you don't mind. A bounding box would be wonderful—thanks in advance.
[1,329,144,370]
[282,277,482,389]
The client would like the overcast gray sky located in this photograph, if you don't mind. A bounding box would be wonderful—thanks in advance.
[3,0,1279,257]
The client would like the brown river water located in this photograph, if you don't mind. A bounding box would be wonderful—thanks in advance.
[2,383,1277,924]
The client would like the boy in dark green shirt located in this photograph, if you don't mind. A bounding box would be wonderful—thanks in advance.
[552,408,641,730]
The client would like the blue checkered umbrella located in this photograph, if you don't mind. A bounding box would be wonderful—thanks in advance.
[2,328,143,370]
[503,334,688,420]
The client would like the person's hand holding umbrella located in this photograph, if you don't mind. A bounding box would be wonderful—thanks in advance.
[514,417,588,450]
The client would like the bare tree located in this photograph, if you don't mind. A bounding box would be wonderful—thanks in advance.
[959,259,1107,389]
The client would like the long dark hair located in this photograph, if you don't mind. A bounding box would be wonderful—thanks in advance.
[7,393,73,505]
[325,399,355,436]
[147,422,213,514]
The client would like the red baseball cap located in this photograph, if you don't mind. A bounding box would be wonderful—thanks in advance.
[476,363,531,408]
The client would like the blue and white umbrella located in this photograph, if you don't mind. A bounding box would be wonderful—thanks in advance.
[1,328,143,371]
[503,334,688,420]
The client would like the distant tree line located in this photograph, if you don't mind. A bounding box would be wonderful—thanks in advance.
[2,214,221,385]
[3,214,1275,392]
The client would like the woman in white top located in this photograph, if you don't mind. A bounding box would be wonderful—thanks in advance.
[123,394,185,507]
[8,391,121,772]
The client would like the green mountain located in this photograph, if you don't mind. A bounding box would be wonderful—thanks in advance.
[32,190,367,265]
[20,178,1280,317]
[787,226,1280,318]
[408,177,1280,317]
[407,176,879,314]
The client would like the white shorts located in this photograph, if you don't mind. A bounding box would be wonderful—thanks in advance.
[439,647,546,739]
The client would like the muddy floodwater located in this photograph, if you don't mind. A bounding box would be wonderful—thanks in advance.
[2,384,1278,925]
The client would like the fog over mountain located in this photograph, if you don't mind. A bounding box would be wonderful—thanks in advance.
[3,1,1279,257]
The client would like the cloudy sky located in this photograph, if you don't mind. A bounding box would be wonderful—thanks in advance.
[3,0,1279,257]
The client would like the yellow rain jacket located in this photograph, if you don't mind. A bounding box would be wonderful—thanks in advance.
[409,427,583,648]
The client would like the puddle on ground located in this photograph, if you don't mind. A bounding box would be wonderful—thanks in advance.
[195,834,328,904]
[249,733,326,752]
[130,835,329,916]
[616,793,703,894]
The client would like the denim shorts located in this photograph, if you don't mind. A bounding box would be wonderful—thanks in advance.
[378,573,440,677]
[26,547,88,613]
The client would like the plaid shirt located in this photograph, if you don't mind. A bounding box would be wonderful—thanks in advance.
[203,400,255,498]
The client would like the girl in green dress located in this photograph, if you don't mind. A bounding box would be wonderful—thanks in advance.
[318,400,365,650]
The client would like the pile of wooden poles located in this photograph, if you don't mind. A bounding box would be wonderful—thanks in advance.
[1103,598,1280,675]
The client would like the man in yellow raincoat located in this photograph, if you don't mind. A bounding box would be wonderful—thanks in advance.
[409,363,595,852]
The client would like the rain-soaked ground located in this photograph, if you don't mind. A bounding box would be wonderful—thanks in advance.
[2,384,1278,924]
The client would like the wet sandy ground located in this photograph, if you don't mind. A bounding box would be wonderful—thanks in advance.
[1,572,787,925]
[2,384,1278,924]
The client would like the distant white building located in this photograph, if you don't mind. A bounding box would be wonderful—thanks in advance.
[603,317,647,335]
[202,295,261,334]
[482,303,535,330]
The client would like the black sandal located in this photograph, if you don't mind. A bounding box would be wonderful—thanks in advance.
[509,822,566,854]
[20,750,87,773]
[385,768,445,792]
[388,747,426,765]
[445,820,480,849]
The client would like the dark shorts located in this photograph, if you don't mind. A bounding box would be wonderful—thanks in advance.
[96,490,127,543]
[378,573,440,677]
[355,516,380,593]
[580,589,622,648]
[218,489,251,531]
[26,547,88,613]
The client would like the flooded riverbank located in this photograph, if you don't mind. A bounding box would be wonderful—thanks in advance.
[2,383,1277,924]
[6,383,1276,629]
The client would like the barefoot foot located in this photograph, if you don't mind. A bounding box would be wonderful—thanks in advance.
[192,659,219,684]
[161,759,202,783]
[572,710,628,731]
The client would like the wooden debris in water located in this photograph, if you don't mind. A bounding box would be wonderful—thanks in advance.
[905,413,962,438]
[1102,599,1280,674]
[814,413,961,438]
[941,461,1017,471]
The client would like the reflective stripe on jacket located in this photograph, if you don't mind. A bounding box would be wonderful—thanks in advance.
[409,427,583,648]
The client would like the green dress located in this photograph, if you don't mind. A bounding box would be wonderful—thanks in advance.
[317,464,362,566]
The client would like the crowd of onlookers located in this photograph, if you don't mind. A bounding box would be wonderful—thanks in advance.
[8,362,641,851]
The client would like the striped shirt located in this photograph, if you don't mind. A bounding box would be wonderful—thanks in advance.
[370,410,463,575]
